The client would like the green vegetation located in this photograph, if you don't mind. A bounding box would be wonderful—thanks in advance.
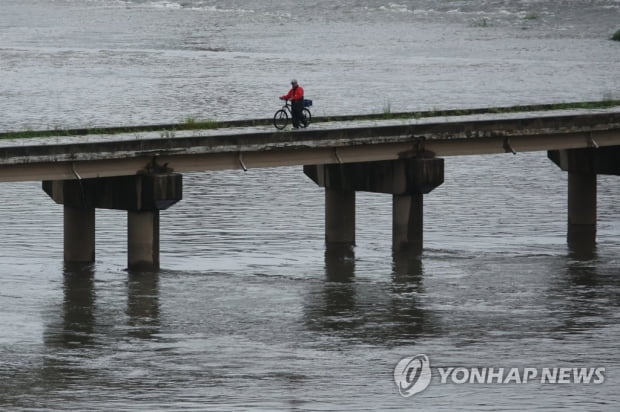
[1,99,620,140]
[192,120,220,129]
[186,116,227,129]
[382,99,393,118]
[612,29,620,41]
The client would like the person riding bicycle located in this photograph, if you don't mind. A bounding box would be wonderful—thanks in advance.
[279,79,306,128]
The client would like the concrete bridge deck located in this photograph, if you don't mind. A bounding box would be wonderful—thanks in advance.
[1,108,619,182]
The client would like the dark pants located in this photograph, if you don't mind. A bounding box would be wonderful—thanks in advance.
[291,99,305,128]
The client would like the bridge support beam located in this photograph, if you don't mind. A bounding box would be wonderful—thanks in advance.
[548,146,620,250]
[304,156,444,255]
[43,173,182,271]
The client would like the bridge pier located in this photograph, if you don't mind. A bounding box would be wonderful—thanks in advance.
[64,206,95,263]
[43,173,182,271]
[305,156,444,255]
[548,146,620,249]
[393,193,423,252]
[128,210,160,271]
[567,171,597,245]
[325,188,356,248]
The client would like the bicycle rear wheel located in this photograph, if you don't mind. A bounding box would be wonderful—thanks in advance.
[301,108,311,128]
[273,109,289,129]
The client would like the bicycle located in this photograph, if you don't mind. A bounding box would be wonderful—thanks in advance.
[273,99,312,130]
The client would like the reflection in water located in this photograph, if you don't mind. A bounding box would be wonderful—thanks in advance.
[318,246,359,331]
[390,252,436,342]
[304,247,435,344]
[544,246,620,335]
[47,262,97,348]
[37,266,162,401]
[127,272,160,339]
[44,265,162,346]
[39,263,97,393]
[557,249,603,333]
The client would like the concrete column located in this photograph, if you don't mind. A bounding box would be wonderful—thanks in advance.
[128,210,160,271]
[64,206,95,263]
[393,193,423,254]
[567,171,596,246]
[325,188,355,247]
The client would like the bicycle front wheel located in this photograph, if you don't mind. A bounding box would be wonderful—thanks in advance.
[273,109,289,129]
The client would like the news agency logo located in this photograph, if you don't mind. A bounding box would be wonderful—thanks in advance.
[393,354,432,397]
[394,354,606,398]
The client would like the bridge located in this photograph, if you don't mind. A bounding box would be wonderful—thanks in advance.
[1,103,619,270]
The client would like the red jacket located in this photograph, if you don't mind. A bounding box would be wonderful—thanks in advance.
[280,85,304,101]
